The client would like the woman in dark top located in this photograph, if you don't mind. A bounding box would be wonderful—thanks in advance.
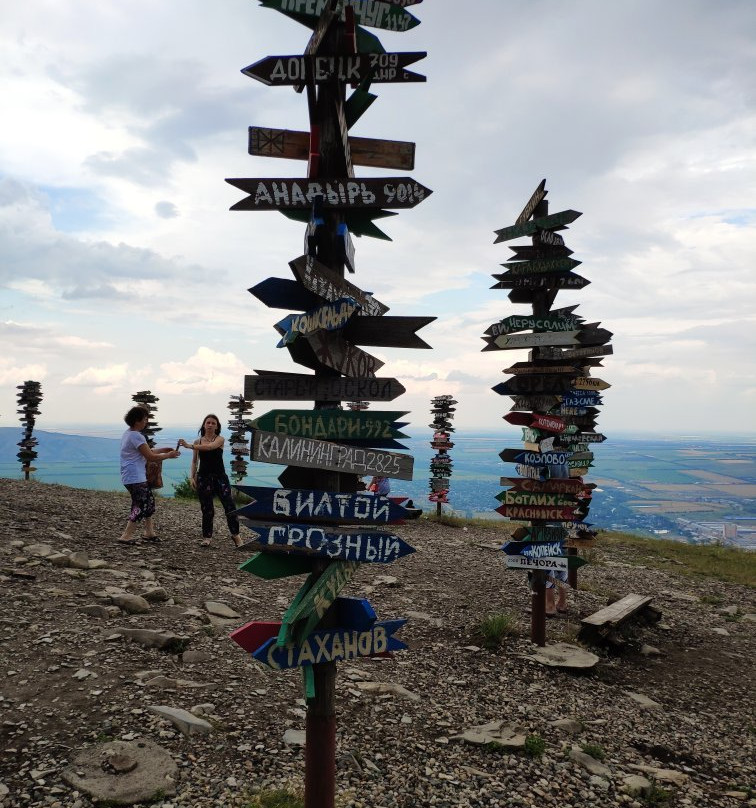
[179,414,241,547]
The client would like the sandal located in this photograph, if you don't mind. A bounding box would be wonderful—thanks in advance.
[116,537,139,545]
[200,539,211,546]
[143,535,161,543]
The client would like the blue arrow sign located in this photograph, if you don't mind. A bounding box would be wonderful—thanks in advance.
[275,297,361,346]
[502,539,567,557]
[233,485,419,524]
[253,619,407,669]
[238,521,415,564]
[231,596,377,655]
[561,392,603,407]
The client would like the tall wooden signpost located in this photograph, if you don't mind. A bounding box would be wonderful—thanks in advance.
[226,3,431,806]
[483,180,611,646]
[16,380,42,480]
[227,394,253,483]
[428,395,456,515]
[131,390,161,448]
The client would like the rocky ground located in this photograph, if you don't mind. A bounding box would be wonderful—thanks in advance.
[0,478,754,808]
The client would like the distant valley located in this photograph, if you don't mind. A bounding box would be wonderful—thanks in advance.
[1,428,754,549]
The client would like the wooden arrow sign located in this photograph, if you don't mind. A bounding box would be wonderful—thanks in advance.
[239,521,415,564]
[514,463,548,481]
[503,363,580,375]
[275,298,360,345]
[250,409,408,441]
[577,328,613,346]
[508,244,573,261]
[492,272,590,291]
[499,449,569,466]
[279,560,361,644]
[492,332,580,349]
[572,377,611,391]
[300,331,384,377]
[494,375,577,396]
[249,277,322,311]
[496,504,576,521]
[509,395,561,412]
[239,552,315,580]
[343,315,435,348]
[505,555,586,572]
[530,413,567,433]
[559,344,614,360]
[485,306,580,337]
[244,371,405,402]
[515,178,547,225]
[494,209,582,243]
[503,412,533,427]
[231,597,379,655]
[234,486,420,524]
[249,127,416,171]
[260,0,421,32]
[229,620,281,654]
[251,429,414,480]
[502,539,567,557]
[560,432,607,444]
[496,491,576,508]
[511,524,569,542]
[253,619,407,670]
[501,477,595,495]
[561,392,603,407]
[227,177,432,211]
[242,52,426,86]
[500,257,581,276]
[289,254,389,316]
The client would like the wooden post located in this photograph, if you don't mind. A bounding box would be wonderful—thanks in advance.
[530,209,551,646]
[531,570,547,647]
[567,546,578,589]
[304,13,345,808]
[304,560,337,808]
[228,6,430,806]
[488,182,609,646]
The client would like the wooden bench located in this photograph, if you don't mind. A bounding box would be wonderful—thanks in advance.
[578,593,661,647]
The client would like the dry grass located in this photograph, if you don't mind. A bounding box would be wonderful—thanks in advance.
[601,531,756,588]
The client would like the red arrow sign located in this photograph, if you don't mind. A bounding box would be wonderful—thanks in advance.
[496,504,576,521]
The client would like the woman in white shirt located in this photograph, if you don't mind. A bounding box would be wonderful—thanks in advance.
[118,406,180,544]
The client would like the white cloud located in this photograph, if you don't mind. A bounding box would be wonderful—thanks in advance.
[159,347,248,394]
[62,364,129,387]
[0,359,47,386]
[0,0,754,435]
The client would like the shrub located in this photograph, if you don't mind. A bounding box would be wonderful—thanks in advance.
[173,475,198,499]
[580,742,605,761]
[524,734,546,758]
[474,612,519,649]
[644,783,671,805]
[245,789,304,808]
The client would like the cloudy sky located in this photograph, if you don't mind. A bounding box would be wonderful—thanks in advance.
[2,0,754,439]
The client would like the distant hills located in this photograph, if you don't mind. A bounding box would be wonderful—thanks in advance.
[0,428,119,462]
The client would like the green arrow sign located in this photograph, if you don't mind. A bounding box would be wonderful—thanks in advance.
[279,560,360,645]
[493,209,582,244]
[251,409,408,441]
[260,0,421,32]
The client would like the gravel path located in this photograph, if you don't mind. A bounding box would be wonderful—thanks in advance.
[1,479,754,807]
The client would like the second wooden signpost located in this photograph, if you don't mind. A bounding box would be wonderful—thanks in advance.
[483,179,612,646]
[226,3,432,807]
